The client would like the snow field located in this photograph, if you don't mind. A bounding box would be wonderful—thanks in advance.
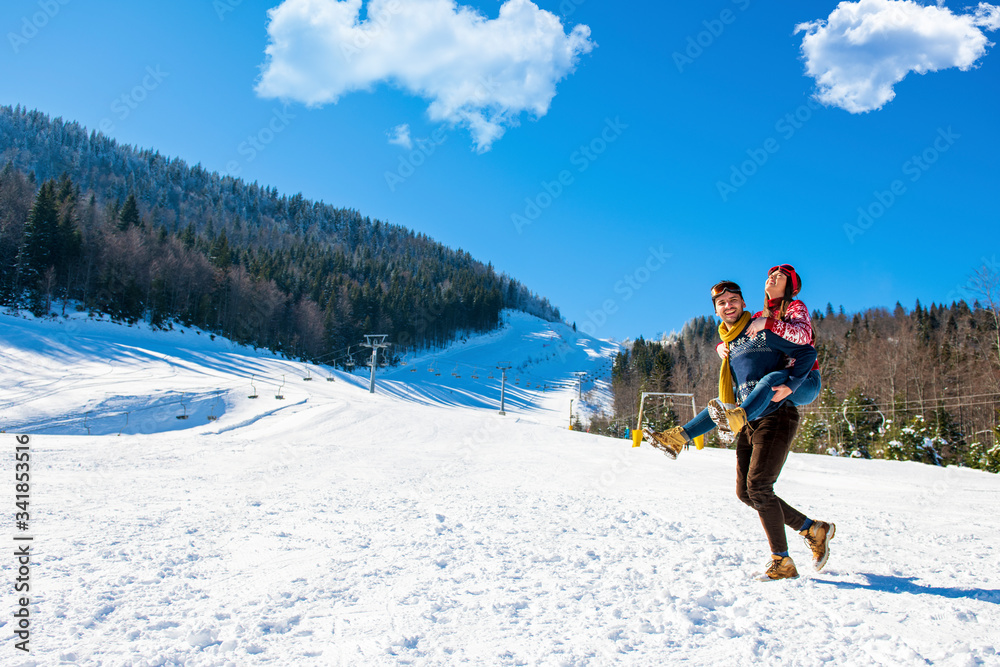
[2,310,999,665]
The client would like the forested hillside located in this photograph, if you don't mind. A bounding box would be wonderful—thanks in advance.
[599,296,1000,473]
[0,105,559,364]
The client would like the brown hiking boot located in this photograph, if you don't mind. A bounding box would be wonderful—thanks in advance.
[706,398,737,444]
[725,405,747,435]
[759,554,799,581]
[642,426,688,460]
[800,521,836,571]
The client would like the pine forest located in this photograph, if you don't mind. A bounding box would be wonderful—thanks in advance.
[0,105,560,366]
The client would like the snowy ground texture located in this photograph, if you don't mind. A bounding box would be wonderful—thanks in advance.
[2,310,999,666]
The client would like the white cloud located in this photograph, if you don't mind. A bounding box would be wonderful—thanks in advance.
[387,123,413,149]
[255,0,594,152]
[975,2,1000,30]
[795,0,998,113]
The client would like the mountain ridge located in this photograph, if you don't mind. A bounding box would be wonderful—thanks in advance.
[0,103,560,362]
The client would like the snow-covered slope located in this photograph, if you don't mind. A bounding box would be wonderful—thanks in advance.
[379,311,617,422]
[0,310,615,435]
[1,310,999,666]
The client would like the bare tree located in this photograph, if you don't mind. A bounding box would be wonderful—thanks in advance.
[969,258,1000,370]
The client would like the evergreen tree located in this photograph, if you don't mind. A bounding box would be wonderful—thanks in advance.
[210,229,232,268]
[794,412,828,455]
[179,221,196,249]
[56,208,82,271]
[118,192,140,230]
[928,407,966,465]
[16,180,60,310]
[883,415,943,466]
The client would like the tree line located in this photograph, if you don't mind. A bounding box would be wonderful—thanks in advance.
[0,105,561,364]
[594,296,1000,473]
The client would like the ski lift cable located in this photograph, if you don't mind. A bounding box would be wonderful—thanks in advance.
[801,398,1000,415]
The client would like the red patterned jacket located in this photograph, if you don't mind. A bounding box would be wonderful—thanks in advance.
[717,299,821,371]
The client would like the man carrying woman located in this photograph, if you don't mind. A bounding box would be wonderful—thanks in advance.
[644,267,834,580]
[708,263,823,443]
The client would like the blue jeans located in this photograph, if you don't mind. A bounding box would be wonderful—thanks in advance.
[681,369,822,440]
[682,406,716,440]
[741,369,822,422]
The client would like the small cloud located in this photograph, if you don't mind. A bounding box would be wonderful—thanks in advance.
[795,0,998,113]
[975,2,1000,30]
[387,123,412,149]
[255,0,594,152]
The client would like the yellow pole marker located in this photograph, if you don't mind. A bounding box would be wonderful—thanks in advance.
[632,393,646,448]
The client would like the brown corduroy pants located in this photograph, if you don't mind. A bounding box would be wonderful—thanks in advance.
[735,403,807,555]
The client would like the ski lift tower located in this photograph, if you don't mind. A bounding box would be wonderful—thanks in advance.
[496,361,512,415]
[362,335,390,394]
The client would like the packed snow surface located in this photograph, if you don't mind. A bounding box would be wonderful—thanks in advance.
[1,310,999,666]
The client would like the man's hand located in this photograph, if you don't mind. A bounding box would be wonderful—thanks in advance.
[770,385,792,402]
[747,316,768,337]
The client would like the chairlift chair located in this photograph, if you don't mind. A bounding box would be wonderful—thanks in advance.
[176,395,189,420]
[207,390,222,421]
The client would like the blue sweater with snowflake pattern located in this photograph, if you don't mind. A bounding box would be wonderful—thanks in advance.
[726,325,817,418]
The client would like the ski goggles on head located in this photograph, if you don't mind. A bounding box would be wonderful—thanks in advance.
[710,280,742,304]
[768,264,801,293]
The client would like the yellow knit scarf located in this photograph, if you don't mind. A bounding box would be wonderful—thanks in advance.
[718,311,751,405]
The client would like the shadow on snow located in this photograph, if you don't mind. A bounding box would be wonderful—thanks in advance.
[815,573,1000,604]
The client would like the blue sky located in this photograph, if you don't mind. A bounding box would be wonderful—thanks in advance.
[2,0,998,341]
